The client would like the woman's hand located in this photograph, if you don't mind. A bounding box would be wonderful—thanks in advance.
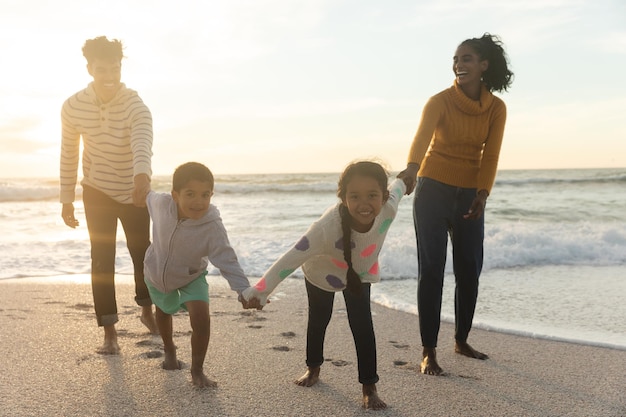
[397,163,419,195]
[463,190,489,220]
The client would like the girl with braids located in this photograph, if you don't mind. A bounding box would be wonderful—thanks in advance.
[398,33,514,376]
[242,161,406,410]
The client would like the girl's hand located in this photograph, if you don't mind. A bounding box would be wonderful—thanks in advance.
[239,289,269,310]
[239,294,265,310]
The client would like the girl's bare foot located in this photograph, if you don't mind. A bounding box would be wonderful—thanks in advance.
[363,383,387,410]
[141,306,159,335]
[455,340,488,359]
[295,367,320,387]
[191,368,217,388]
[97,325,120,355]
[420,347,443,375]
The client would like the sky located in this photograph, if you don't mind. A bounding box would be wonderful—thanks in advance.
[1,0,625,178]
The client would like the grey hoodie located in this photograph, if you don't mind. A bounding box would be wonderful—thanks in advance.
[144,191,250,294]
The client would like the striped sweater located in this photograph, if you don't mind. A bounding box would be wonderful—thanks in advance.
[407,80,507,193]
[60,82,153,204]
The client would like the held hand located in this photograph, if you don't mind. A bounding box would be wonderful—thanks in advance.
[463,190,488,220]
[61,203,79,228]
[132,173,151,207]
[396,164,419,195]
[238,294,268,310]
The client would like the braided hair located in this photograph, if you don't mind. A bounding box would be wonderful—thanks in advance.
[336,161,389,295]
[459,33,514,93]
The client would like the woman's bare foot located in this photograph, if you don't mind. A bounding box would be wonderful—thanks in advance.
[141,306,159,335]
[363,383,387,410]
[455,340,488,359]
[162,348,182,370]
[295,367,320,387]
[191,368,217,388]
[96,324,120,355]
[420,347,443,375]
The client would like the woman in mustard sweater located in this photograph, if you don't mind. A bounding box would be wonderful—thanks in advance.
[398,33,513,376]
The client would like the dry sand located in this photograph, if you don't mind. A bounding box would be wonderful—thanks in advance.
[0,275,624,417]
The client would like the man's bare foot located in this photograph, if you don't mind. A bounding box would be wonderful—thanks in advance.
[96,339,121,355]
[363,383,387,410]
[420,347,443,375]
[97,325,120,355]
[455,340,488,359]
[162,349,182,370]
[295,367,320,387]
[191,368,217,388]
[141,306,159,335]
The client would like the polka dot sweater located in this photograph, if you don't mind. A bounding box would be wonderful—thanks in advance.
[242,179,406,305]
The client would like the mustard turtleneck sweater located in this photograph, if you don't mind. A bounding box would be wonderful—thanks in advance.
[407,80,507,194]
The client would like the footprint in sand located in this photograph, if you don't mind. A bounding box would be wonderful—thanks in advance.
[237,311,267,322]
[144,351,163,359]
[389,340,410,349]
[281,331,296,338]
[136,339,161,348]
[272,346,290,352]
[248,324,263,329]
[76,354,95,365]
[331,360,351,367]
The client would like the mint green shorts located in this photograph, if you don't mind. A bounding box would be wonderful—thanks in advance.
[146,271,209,315]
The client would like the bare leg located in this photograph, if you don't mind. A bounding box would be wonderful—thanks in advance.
[187,301,216,388]
[295,366,320,387]
[155,307,181,370]
[420,347,443,376]
[140,305,159,335]
[455,340,488,360]
[97,324,120,355]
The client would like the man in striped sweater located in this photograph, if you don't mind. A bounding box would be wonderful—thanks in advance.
[60,36,158,354]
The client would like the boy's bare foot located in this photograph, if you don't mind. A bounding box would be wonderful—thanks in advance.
[191,368,217,388]
[363,383,387,410]
[420,347,443,375]
[141,306,159,335]
[295,367,320,387]
[97,325,120,355]
[455,340,488,359]
[162,348,182,370]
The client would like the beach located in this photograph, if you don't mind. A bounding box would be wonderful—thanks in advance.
[1,275,624,417]
[3,169,625,349]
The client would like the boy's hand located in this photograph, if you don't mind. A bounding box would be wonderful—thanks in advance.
[238,294,266,310]
[132,173,151,207]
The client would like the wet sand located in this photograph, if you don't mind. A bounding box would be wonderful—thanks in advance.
[0,275,624,416]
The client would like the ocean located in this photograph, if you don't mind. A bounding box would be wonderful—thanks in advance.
[1,168,625,350]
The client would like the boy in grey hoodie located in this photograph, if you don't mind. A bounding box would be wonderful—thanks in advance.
[144,162,262,388]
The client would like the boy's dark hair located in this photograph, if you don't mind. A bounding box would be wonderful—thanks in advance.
[172,162,215,192]
[336,161,389,295]
[459,33,514,93]
[82,36,124,64]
